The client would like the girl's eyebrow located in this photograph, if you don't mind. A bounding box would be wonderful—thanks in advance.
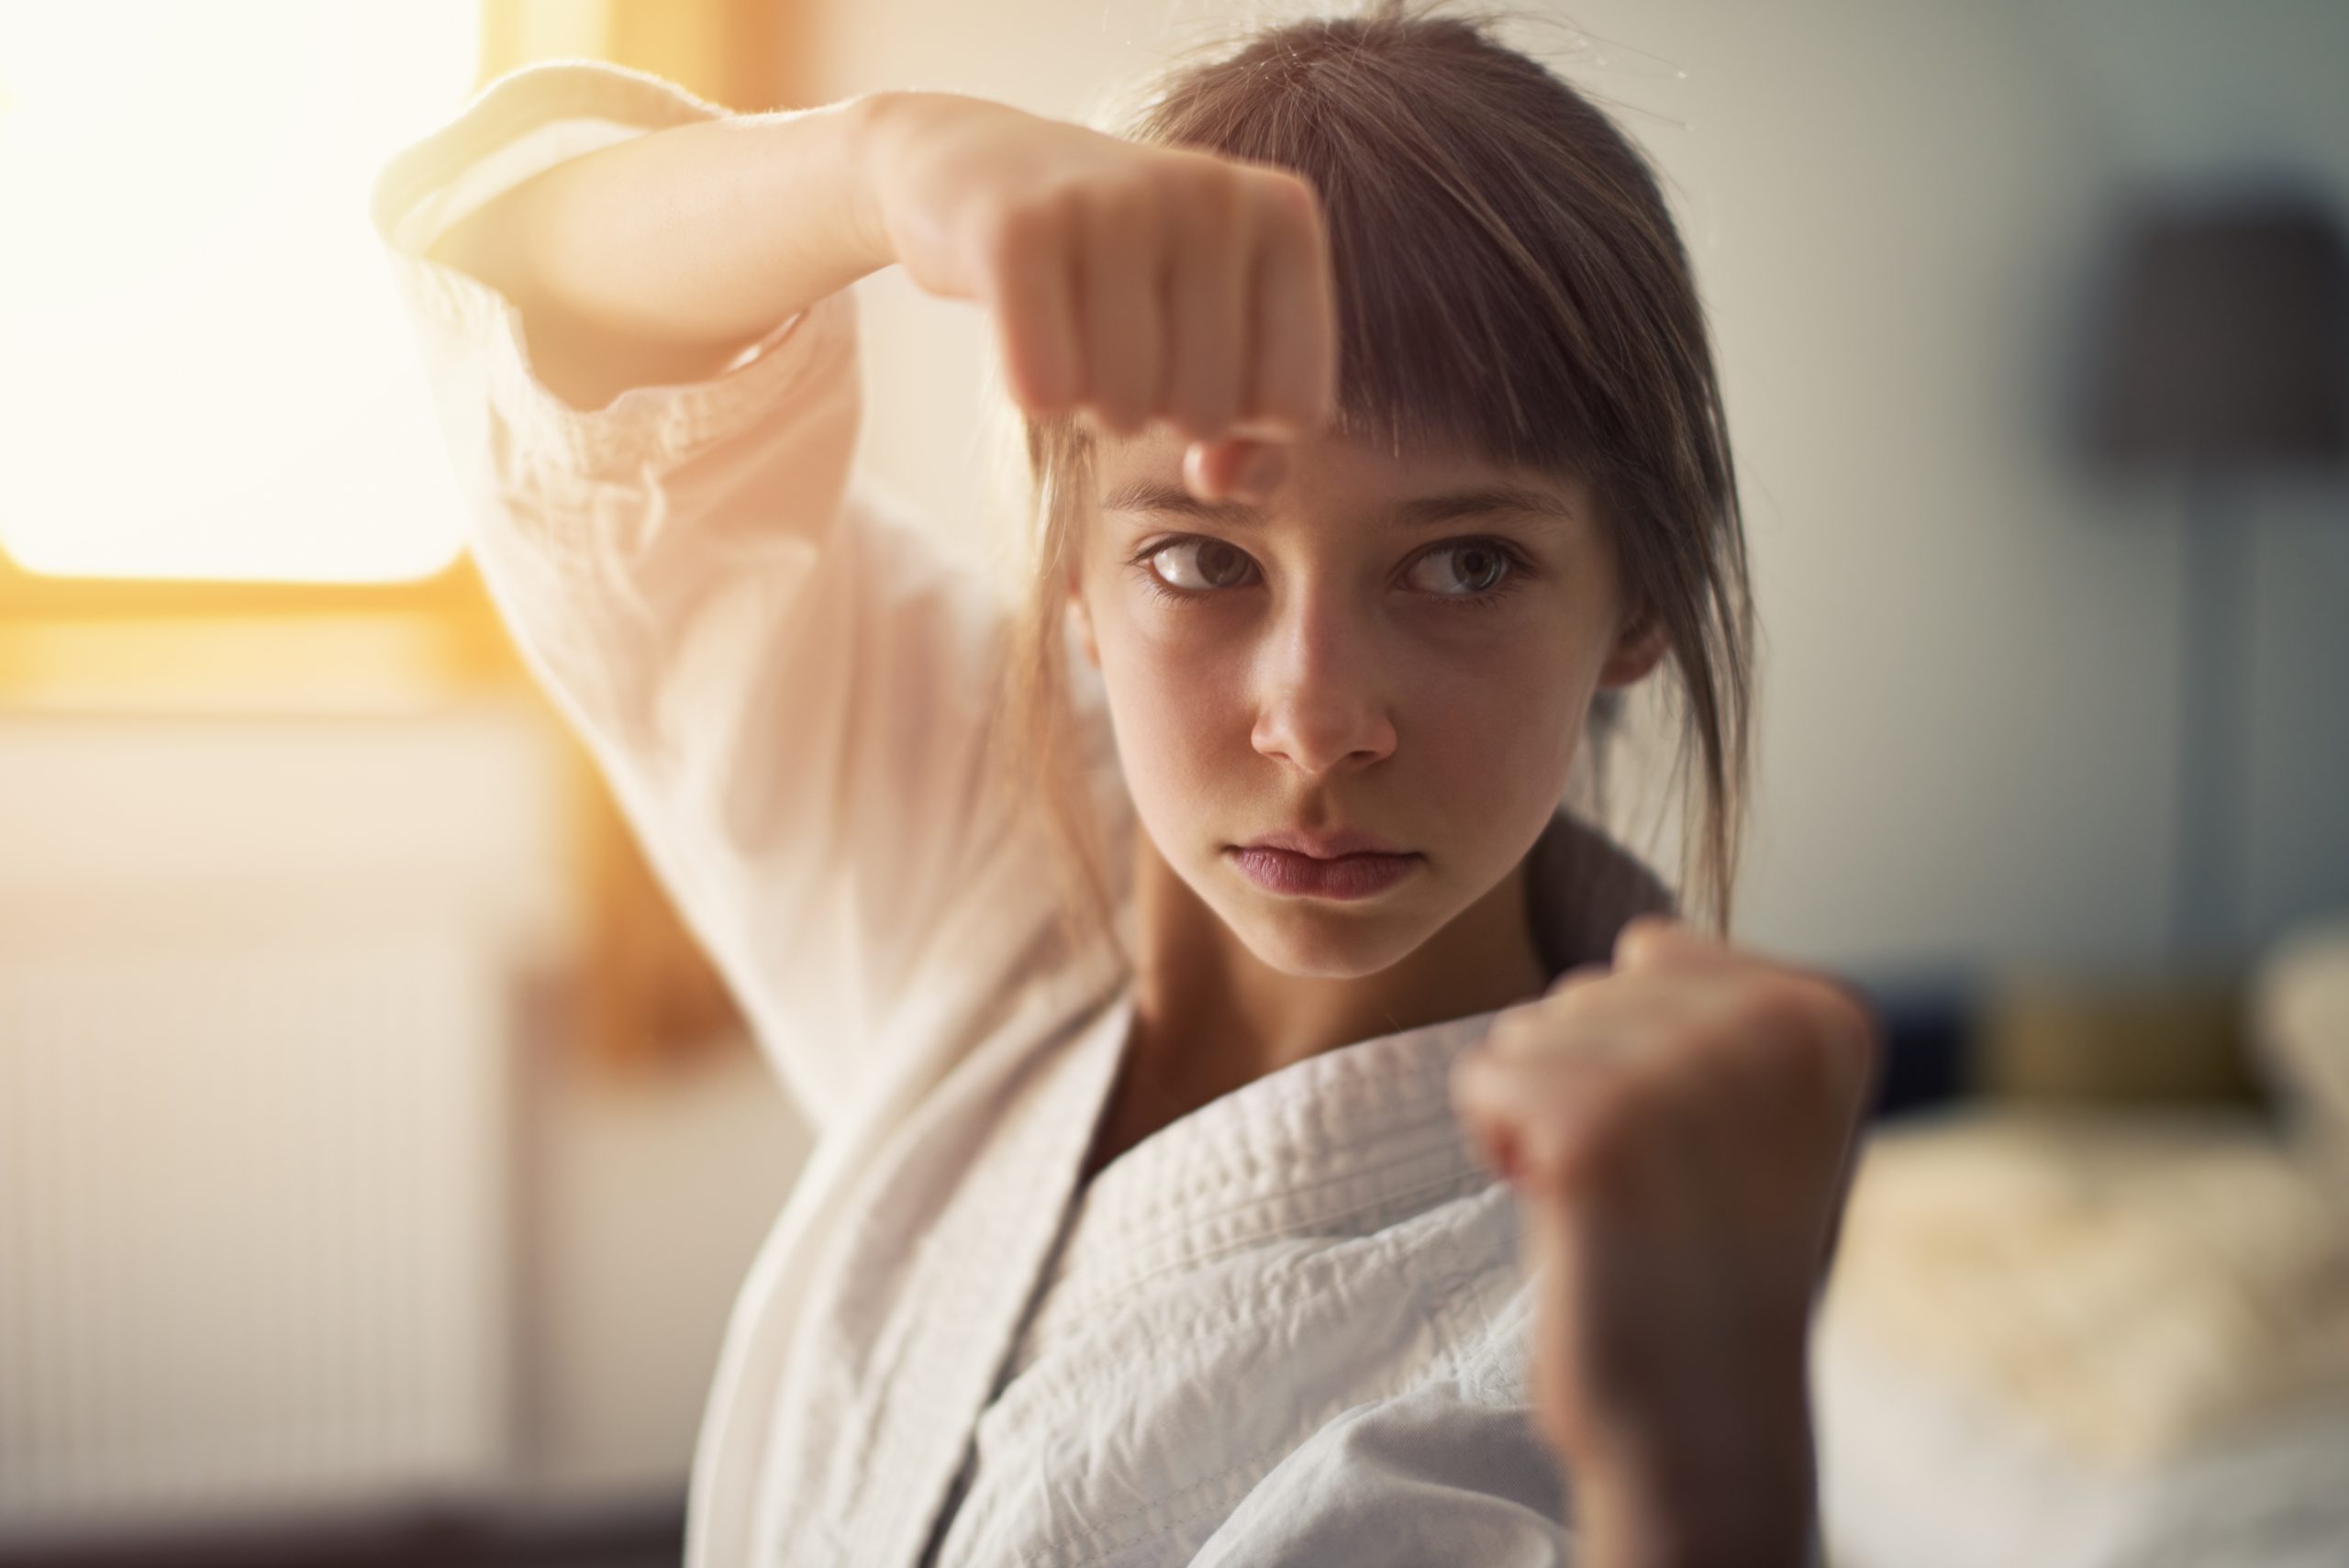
[1099,479,1575,531]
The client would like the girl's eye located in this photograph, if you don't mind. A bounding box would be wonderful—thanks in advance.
[1406,540,1519,598]
[1146,537,1255,593]
[1130,535,1530,605]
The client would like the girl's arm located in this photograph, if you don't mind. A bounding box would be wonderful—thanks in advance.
[373,62,944,1130]
[410,76,1338,450]
[369,61,1338,1131]
[417,92,896,413]
[1450,917,1878,1567]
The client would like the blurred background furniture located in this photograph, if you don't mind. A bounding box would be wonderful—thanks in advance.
[1816,914,2349,1568]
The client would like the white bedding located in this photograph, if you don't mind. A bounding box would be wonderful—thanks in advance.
[1817,1318,2349,1568]
[1810,1106,2349,1568]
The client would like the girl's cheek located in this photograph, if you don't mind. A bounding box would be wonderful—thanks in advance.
[1097,629,1236,779]
[1418,640,1591,812]
[1114,599,1260,696]
[1113,590,1230,659]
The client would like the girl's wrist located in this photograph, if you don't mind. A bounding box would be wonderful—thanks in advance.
[1577,1468,1812,1568]
[1570,1389,1817,1568]
[841,88,928,278]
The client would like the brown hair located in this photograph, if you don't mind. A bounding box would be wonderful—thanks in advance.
[992,0,1756,962]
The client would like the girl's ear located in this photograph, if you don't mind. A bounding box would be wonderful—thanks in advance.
[1598,608,1669,689]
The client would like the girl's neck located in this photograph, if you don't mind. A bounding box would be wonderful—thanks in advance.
[1120,833,1549,1126]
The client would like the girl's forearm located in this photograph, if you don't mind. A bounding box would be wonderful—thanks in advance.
[1573,1409,1818,1568]
[423,93,899,409]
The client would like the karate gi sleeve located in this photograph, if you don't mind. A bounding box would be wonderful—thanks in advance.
[370,60,1078,1133]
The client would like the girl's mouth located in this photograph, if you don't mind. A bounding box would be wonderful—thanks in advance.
[1224,845,1422,900]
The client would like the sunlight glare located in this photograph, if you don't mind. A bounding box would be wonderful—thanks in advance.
[0,2,481,583]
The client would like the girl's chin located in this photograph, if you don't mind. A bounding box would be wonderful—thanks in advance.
[1226,903,1436,982]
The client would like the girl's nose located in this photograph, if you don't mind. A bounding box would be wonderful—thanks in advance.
[1247,596,1397,777]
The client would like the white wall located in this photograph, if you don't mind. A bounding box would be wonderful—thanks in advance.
[804,0,2349,979]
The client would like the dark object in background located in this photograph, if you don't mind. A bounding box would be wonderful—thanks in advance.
[2086,195,2349,467]
[1848,969,2274,1124]
[1854,976,1975,1120]
[2078,191,2349,962]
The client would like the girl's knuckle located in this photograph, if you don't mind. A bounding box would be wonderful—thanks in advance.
[1176,158,1243,227]
[1611,914,1676,968]
[1739,980,1859,1104]
[1743,975,1818,1039]
[1537,979,1609,1030]
[1252,167,1321,233]
[1484,1012,1541,1058]
[1079,176,1153,241]
[1550,960,1610,994]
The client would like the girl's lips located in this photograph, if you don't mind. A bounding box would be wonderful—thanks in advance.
[1225,845,1422,900]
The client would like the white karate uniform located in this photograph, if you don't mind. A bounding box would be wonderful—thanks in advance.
[371,61,1687,1568]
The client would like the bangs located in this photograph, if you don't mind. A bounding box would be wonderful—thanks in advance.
[1127,12,1693,491]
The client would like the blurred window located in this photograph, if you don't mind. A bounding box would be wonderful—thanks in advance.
[0,2,480,584]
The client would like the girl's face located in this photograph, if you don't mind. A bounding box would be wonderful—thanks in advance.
[1069,423,1667,978]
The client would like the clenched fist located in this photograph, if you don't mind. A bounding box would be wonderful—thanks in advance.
[1449,915,1879,1568]
[855,89,1339,500]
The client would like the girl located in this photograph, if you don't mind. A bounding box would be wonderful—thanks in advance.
[372,3,1876,1563]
